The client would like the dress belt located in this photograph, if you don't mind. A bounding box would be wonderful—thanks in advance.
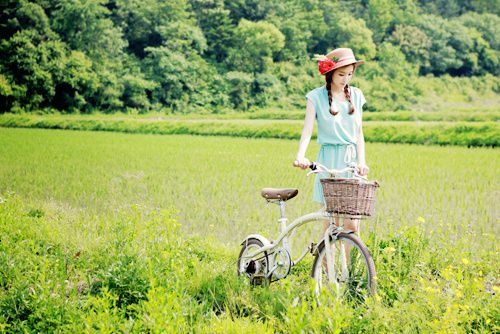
[344,144,357,164]
[321,143,357,164]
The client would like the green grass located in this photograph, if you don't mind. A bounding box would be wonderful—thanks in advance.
[1,114,498,146]
[8,105,500,121]
[0,128,498,332]
[226,108,500,122]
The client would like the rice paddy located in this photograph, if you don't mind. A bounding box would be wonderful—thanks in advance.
[0,127,498,332]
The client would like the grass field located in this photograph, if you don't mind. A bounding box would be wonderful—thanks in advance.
[0,128,498,332]
[1,114,498,147]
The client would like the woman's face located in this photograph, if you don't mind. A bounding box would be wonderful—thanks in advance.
[332,65,354,89]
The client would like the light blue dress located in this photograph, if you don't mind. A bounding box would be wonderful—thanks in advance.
[305,85,366,203]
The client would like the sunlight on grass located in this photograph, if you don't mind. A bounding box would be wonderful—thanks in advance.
[0,128,498,332]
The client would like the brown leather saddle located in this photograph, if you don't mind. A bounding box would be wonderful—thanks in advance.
[261,188,298,201]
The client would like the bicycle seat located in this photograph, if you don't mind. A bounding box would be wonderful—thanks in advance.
[261,188,298,201]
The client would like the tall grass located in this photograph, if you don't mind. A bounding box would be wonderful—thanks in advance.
[2,193,495,333]
[20,107,500,122]
[0,114,498,146]
[0,128,498,332]
[0,128,497,245]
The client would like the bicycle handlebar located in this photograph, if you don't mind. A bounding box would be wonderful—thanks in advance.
[293,160,366,179]
[293,161,317,171]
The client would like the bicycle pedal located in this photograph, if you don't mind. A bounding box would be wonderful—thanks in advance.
[250,274,267,286]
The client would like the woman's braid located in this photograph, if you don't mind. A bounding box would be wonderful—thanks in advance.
[344,84,355,115]
[325,72,338,116]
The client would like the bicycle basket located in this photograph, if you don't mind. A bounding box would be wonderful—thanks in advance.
[320,178,379,216]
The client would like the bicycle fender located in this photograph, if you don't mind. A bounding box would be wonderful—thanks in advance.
[332,229,356,238]
[315,230,355,251]
[241,234,271,247]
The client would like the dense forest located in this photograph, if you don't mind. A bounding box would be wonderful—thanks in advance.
[0,0,498,114]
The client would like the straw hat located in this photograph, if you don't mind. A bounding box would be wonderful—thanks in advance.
[315,48,364,75]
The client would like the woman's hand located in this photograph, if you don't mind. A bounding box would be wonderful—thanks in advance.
[357,163,369,176]
[294,157,311,170]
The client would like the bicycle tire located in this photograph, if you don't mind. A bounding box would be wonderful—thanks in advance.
[237,238,269,285]
[311,232,376,304]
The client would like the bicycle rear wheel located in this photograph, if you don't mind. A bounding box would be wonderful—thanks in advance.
[311,232,376,305]
[237,238,269,285]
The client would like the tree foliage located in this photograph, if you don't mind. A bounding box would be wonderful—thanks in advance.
[0,0,498,113]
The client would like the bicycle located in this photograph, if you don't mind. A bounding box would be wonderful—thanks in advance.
[237,162,379,305]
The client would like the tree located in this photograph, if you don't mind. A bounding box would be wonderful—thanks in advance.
[189,0,235,63]
[320,11,377,61]
[415,14,498,76]
[418,0,500,17]
[266,0,327,62]
[358,43,420,111]
[376,42,419,79]
[415,15,461,75]
[120,56,157,111]
[52,50,99,112]
[223,0,271,22]
[114,0,198,58]
[468,0,500,15]
[388,24,432,70]
[417,0,465,17]
[0,28,98,111]
[457,12,500,50]
[225,71,254,110]
[365,0,400,43]
[253,72,284,106]
[143,46,223,111]
[225,19,285,73]
[51,0,127,58]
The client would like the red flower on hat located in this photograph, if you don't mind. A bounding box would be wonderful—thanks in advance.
[318,56,340,75]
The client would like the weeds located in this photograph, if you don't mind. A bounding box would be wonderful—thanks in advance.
[0,129,497,332]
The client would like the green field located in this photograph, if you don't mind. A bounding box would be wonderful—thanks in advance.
[1,113,499,147]
[0,128,498,332]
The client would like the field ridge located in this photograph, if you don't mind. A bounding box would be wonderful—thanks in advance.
[0,114,498,147]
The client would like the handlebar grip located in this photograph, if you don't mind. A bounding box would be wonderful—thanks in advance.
[293,160,317,171]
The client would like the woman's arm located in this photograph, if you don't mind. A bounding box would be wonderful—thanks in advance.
[357,126,366,165]
[295,99,315,168]
[356,125,369,176]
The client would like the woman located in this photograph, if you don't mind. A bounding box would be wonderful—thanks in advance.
[295,47,368,232]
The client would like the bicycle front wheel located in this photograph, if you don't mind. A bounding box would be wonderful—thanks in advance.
[311,232,376,304]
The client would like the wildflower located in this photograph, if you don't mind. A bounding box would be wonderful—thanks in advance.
[417,216,425,223]
[424,286,440,294]
[383,246,396,256]
[459,304,470,311]
[461,258,469,265]
[441,266,453,281]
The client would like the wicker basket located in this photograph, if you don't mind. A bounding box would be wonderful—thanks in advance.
[320,178,379,216]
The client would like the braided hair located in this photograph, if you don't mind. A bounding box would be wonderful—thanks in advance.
[325,67,356,116]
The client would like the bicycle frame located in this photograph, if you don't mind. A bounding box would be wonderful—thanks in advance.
[239,161,376,300]
[241,201,354,267]
[240,161,366,283]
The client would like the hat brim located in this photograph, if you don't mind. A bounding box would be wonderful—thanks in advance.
[322,60,364,75]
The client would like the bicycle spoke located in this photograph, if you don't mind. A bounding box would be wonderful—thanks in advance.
[313,233,375,306]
